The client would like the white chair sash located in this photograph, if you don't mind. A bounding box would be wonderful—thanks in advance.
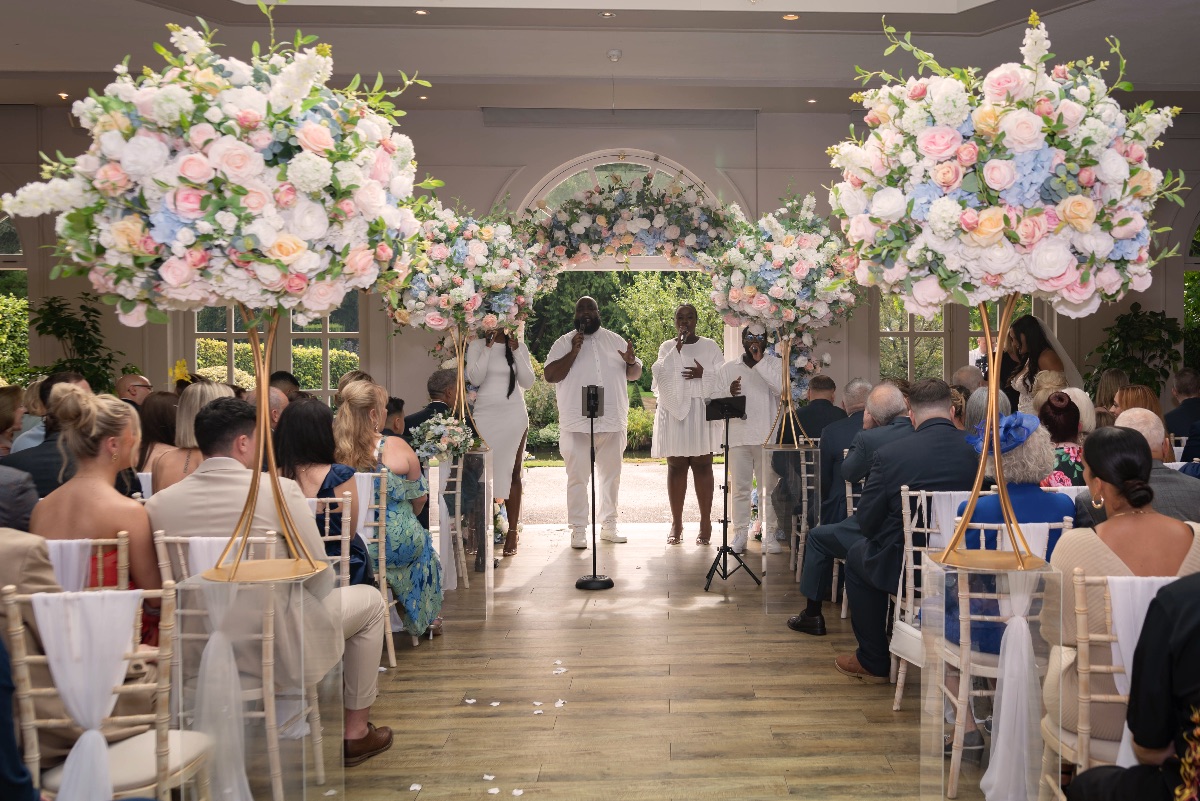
[1174,446,1185,461]
[979,571,1042,801]
[354,472,377,542]
[45,539,92,592]
[1107,575,1174,767]
[1043,485,1086,500]
[195,582,253,800]
[31,590,143,801]
[930,491,976,549]
[137,472,153,499]
[187,537,233,572]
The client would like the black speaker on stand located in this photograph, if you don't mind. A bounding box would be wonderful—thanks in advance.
[576,384,614,591]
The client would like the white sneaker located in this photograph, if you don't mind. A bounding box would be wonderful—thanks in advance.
[730,531,748,554]
[600,529,627,543]
[763,537,783,554]
[571,530,587,549]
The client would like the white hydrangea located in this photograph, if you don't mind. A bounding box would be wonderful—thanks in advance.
[334,161,365,190]
[286,151,333,194]
[927,197,964,239]
[267,48,333,114]
[927,77,971,128]
[71,97,102,128]
[898,104,931,135]
[390,134,415,165]
[169,26,208,60]
[218,57,254,87]
[151,85,195,125]
[1070,118,1113,158]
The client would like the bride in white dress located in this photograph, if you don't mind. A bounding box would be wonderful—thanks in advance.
[651,304,724,545]
[1006,314,1083,414]
[465,329,535,556]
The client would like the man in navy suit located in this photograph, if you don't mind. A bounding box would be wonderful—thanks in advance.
[1165,367,1200,439]
[817,378,872,526]
[835,379,979,682]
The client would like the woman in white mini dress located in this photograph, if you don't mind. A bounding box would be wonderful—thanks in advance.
[652,304,723,545]
[465,329,535,556]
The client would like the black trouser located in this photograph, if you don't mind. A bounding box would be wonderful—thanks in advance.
[844,539,893,677]
[1066,763,1179,801]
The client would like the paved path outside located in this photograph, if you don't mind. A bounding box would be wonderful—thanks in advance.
[519,462,706,527]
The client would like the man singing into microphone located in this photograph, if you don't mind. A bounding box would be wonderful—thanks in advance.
[544,297,643,549]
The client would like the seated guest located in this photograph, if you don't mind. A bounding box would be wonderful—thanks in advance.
[1042,425,1200,764]
[403,369,458,529]
[334,370,376,408]
[1063,387,1097,440]
[250,386,290,431]
[817,377,872,526]
[145,398,393,766]
[151,380,234,493]
[9,375,74,455]
[1165,367,1200,439]
[381,396,405,437]
[336,381,442,639]
[949,385,968,430]
[12,380,43,445]
[1076,408,1200,527]
[787,382,910,636]
[275,398,374,586]
[1030,369,1069,416]
[115,373,153,407]
[951,365,984,393]
[963,387,1012,435]
[1093,408,1116,429]
[1111,384,1163,419]
[0,467,36,531]
[269,370,301,400]
[796,375,848,436]
[836,379,978,682]
[0,386,24,456]
[1065,573,1200,801]
[135,391,178,473]
[1092,368,1129,414]
[0,634,35,801]
[1040,391,1086,486]
[28,385,160,642]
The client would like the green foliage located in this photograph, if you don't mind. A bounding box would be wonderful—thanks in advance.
[615,271,723,388]
[526,423,560,452]
[27,294,133,392]
[625,406,654,450]
[1084,302,1183,394]
[0,294,29,384]
[1184,272,1200,370]
[197,365,255,389]
[628,382,644,410]
[196,338,359,390]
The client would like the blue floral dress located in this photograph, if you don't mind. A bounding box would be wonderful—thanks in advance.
[368,438,443,636]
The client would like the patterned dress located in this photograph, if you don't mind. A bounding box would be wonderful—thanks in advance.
[369,438,443,636]
[1041,443,1086,487]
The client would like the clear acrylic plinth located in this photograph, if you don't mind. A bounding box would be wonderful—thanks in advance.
[174,571,344,800]
[919,560,1062,801]
[434,448,494,620]
[759,443,820,614]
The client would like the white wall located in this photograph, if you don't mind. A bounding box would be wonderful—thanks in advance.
[4,103,1199,406]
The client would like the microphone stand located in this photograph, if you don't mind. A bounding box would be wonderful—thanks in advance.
[705,395,761,590]
[577,382,614,591]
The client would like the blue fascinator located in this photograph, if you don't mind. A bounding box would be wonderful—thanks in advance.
[966,412,1039,455]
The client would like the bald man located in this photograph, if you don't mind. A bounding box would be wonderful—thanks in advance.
[115,374,153,407]
[249,386,291,431]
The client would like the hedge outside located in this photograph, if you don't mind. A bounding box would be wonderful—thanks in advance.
[0,295,29,384]
[195,338,359,390]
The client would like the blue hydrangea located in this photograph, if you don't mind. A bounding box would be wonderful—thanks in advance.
[1109,228,1150,262]
[1001,147,1055,208]
[910,182,944,221]
[957,117,976,138]
[148,207,186,245]
[410,273,429,294]
[946,188,983,209]
[451,238,470,264]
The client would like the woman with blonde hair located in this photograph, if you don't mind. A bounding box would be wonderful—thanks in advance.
[29,383,161,641]
[0,385,24,456]
[1092,367,1129,412]
[333,370,376,407]
[152,380,234,493]
[335,380,443,639]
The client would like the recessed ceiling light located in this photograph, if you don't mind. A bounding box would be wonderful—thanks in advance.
[57,92,68,99]
[782,14,800,21]
[599,11,617,17]
[414,9,428,15]
[807,98,817,103]
[419,95,428,100]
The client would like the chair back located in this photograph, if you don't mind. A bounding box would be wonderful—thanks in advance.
[152,531,277,585]
[888,486,946,667]
[43,534,129,592]
[309,491,353,587]
[2,583,177,799]
[842,448,862,518]
[947,516,1073,561]
[87,532,131,590]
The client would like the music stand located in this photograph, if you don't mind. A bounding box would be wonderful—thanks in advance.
[704,395,762,591]
[576,385,614,591]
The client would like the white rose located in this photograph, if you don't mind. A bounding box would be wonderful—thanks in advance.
[219,57,253,87]
[1027,235,1076,279]
[98,130,127,161]
[1094,148,1131,186]
[283,197,329,241]
[998,108,1047,153]
[1071,226,1115,261]
[835,183,868,217]
[290,250,324,277]
[869,187,907,222]
[204,106,224,124]
[219,86,267,119]
[353,180,388,220]
[119,135,170,180]
[389,170,415,200]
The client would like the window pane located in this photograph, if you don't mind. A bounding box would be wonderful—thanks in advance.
[593,162,650,188]
[329,290,359,334]
[914,308,943,333]
[0,269,27,297]
[328,338,361,390]
[879,336,908,381]
[292,316,323,334]
[291,338,324,391]
[196,307,228,334]
[650,170,688,192]
[0,214,20,255]
[233,338,263,382]
[879,294,909,332]
[913,337,944,381]
[542,169,592,210]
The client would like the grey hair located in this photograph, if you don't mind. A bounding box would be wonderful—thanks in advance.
[985,424,1057,485]
[952,365,984,392]
[427,368,458,399]
[865,384,907,426]
[250,386,289,415]
[842,378,873,412]
[1115,407,1166,455]
[964,387,1011,436]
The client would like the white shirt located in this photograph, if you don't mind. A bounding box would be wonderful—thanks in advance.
[546,327,641,434]
[716,355,783,447]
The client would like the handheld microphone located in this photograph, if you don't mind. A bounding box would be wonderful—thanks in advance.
[576,321,586,334]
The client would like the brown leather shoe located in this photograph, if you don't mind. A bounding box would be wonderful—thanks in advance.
[344,723,393,767]
[833,653,887,684]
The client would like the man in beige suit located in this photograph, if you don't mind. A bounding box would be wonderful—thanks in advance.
[0,529,153,766]
[145,397,392,767]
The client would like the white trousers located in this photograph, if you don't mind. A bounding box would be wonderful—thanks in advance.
[560,430,627,532]
[727,444,763,539]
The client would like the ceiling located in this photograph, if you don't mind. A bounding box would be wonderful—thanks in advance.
[1,0,1197,114]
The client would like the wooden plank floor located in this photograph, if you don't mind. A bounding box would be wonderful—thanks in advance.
[349,523,979,800]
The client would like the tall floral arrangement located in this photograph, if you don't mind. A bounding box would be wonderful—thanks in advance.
[380,200,542,335]
[827,13,1185,319]
[1,16,434,327]
[519,173,745,273]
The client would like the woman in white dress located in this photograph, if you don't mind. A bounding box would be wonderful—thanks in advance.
[465,328,535,556]
[652,304,724,545]
[1006,314,1082,414]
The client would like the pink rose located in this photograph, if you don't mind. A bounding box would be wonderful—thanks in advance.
[847,214,880,246]
[998,109,1047,153]
[176,153,215,185]
[1051,148,1067,168]
[882,264,908,284]
[931,161,964,192]
[960,208,980,232]
[1126,143,1147,163]
[465,294,483,313]
[982,159,1017,191]
[909,274,948,318]
[248,130,274,151]
[847,173,865,189]
[907,81,928,100]
[1111,210,1146,240]
[236,110,262,130]
[1077,167,1096,188]
[208,136,264,182]
[982,63,1033,104]
[368,149,392,184]
[88,267,116,294]
[344,247,376,277]
[229,249,254,269]
[285,273,309,294]
[296,122,336,155]
[167,186,209,220]
[728,287,743,303]
[1015,213,1050,247]
[956,142,979,167]
[1094,264,1125,296]
[424,311,450,331]
[790,262,810,279]
[916,126,963,162]
[1052,64,1070,81]
[768,285,786,299]
[1061,275,1097,304]
[240,182,273,215]
[116,305,148,327]
[93,162,131,197]
[1034,98,1055,118]
[751,294,771,312]
[274,183,298,209]
[302,280,347,314]
[188,123,218,152]
[158,256,196,287]
[184,249,209,269]
[864,110,882,127]
[1130,271,1152,292]
[782,308,796,322]
[1055,99,1087,132]
[375,243,394,263]
[427,243,450,262]
[481,314,499,330]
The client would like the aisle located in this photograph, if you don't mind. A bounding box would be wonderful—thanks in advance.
[354,524,935,800]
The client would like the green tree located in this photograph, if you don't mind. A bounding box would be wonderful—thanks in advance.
[1084,302,1183,394]
[1184,272,1200,369]
[0,295,29,384]
[27,294,132,392]
[524,272,634,363]
[614,271,722,389]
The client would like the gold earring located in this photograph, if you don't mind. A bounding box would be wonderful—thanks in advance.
[112,451,118,463]
[1091,496,1104,509]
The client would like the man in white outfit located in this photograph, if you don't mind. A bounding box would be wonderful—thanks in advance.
[544,297,643,549]
[718,327,782,554]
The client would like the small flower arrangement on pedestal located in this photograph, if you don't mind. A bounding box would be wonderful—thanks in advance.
[412,412,477,462]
